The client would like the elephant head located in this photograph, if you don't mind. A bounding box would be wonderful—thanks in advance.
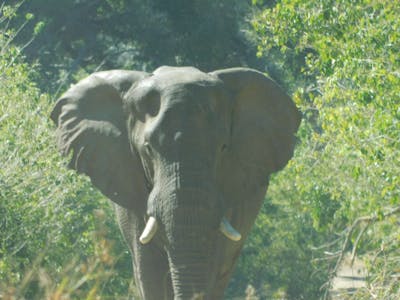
[51,66,300,299]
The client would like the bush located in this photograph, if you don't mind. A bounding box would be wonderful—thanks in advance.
[0,5,133,298]
[249,0,400,298]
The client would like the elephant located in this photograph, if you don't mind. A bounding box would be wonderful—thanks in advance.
[50,66,301,300]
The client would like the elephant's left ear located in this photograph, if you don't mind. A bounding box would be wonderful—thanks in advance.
[211,68,301,176]
[50,70,149,210]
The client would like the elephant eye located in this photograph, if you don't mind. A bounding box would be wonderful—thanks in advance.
[144,142,153,156]
[195,103,207,114]
[195,101,214,115]
[134,90,160,118]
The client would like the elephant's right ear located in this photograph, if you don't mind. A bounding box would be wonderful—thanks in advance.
[50,71,149,210]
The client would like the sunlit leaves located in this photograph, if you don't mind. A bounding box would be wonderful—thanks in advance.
[251,0,400,298]
[254,0,400,220]
[0,19,132,298]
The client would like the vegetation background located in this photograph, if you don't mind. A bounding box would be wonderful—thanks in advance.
[1,0,399,299]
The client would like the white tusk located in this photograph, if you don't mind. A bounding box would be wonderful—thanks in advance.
[140,216,158,244]
[219,217,241,241]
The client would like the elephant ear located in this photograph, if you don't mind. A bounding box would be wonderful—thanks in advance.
[50,70,149,210]
[212,68,301,192]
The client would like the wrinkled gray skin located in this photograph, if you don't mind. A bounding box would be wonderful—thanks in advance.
[51,66,301,299]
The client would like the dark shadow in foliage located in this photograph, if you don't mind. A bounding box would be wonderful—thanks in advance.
[10,0,261,93]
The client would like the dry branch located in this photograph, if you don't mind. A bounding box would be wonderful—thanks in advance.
[321,205,400,299]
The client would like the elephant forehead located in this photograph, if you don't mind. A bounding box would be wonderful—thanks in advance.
[143,68,221,90]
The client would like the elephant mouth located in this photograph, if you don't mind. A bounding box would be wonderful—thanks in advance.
[139,163,243,244]
[140,215,241,244]
[140,152,155,191]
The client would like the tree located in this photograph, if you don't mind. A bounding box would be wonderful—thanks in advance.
[251,0,400,298]
[9,0,257,93]
[0,4,134,298]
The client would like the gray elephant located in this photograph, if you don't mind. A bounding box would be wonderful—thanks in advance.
[50,66,301,299]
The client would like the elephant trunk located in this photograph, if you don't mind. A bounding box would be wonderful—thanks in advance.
[168,248,215,300]
[146,164,230,298]
[166,216,218,300]
[163,185,220,299]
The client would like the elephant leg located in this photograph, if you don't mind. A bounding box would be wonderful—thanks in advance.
[114,205,173,300]
[211,185,268,299]
[132,243,172,300]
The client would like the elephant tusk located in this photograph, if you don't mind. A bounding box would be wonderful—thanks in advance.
[219,217,241,242]
[140,216,158,244]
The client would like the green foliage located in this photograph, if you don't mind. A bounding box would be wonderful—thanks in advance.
[228,198,329,299]
[254,0,400,229]
[10,0,256,93]
[3,0,400,299]
[0,7,133,298]
[251,0,400,298]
